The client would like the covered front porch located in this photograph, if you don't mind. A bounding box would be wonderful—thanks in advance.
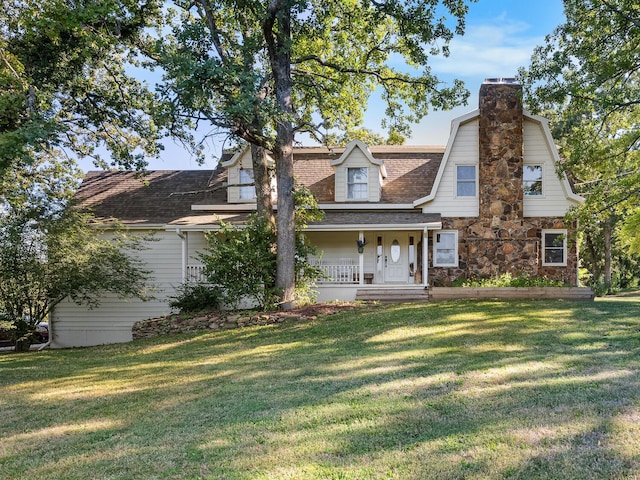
[304,210,441,301]
[176,210,442,302]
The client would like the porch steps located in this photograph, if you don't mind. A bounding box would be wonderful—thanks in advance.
[355,286,429,303]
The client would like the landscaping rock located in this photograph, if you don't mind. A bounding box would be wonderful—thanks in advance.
[131,302,364,340]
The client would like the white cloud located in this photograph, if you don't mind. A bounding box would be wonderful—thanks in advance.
[430,20,544,77]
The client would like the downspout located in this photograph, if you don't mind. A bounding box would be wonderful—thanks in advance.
[176,228,188,282]
[423,227,429,289]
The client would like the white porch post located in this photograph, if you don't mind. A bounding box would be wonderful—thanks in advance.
[359,231,365,285]
[176,229,188,282]
[422,228,429,288]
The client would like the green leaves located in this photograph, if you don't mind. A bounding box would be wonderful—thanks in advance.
[521,0,640,291]
[1,0,167,172]
[0,155,152,334]
[155,0,472,149]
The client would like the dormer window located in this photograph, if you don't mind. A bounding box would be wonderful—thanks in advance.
[347,167,368,200]
[331,140,385,202]
[239,169,255,200]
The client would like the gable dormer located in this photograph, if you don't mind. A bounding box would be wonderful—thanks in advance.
[222,146,275,203]
[331,140,387,202]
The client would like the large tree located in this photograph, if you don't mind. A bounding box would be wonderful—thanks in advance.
[0,158,152,351]
[521,0,640,291]
[156,0,473,307]
[0,0,170,175]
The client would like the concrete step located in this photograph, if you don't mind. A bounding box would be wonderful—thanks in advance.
[356,287,429,303]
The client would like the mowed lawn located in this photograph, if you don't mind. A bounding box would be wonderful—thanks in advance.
[2,295,640,480]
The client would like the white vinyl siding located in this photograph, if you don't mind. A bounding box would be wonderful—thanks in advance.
[523,119,577,216]
[305,231,374,270]
[422,119,479,216]
[433,230,458,267]
[187,231,208,261]
[51,230,183,348]
[542,229,567,266]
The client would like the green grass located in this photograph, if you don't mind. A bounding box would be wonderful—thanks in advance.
[2,295,640,479]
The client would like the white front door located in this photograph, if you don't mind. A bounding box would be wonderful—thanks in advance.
[384,236,408,283]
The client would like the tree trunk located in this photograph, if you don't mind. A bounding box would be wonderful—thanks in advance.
[603,215,613,294]
[274,125,295,308]
[251,144,275,229]
[584,231,601,282]
[264,1,296,308]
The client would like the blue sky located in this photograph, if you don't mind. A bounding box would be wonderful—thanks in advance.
[406,0,565,146]
[81,0,566,171]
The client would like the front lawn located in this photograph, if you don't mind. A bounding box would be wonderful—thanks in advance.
[1,296,640,479]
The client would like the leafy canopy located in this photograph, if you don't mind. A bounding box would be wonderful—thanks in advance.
[0,0,170,173]
[521,0,640,289]
[521,0,640,217]
[0,156,152,347]
[155,0,473,152]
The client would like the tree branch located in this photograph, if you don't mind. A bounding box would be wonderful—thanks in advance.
[601,0,640,29]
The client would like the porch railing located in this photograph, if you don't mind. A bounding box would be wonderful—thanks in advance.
[313,259,361,284]
[186,264,207,283]
[186,261,363,285]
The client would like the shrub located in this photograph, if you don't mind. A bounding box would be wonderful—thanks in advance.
[169,283,221,313]
[453,273,568,288]
[198,186,325,311]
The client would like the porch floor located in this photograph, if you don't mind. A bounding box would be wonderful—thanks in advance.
[355,285,429,303]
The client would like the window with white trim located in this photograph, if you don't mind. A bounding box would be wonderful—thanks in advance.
[542,229,567,266]
[347,167,368,200]
[456,165,476,197]
[524,165,543,196]
[239,168,256,200]
[433,230,458,267]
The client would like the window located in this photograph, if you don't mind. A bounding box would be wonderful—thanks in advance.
[456,165,476,197]
[239,168,255,200]
[433,230,458,267]
[542,230,567,266]
[347,167,368,200]
[524,165,543,196]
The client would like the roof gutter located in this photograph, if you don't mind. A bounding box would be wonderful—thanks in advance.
[306,221,442,232]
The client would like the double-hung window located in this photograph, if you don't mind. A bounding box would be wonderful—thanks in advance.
[456,165,476,197]
[524,165,543,196]
[542,229,567,266]
[433,230,458,267]
[347,167,368,200]
[239,169,256,200]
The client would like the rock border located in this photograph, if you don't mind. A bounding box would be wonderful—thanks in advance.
[430,286,595,301]
[132,303,363,340]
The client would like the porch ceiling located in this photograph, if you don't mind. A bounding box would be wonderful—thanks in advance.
[307,211,442,231]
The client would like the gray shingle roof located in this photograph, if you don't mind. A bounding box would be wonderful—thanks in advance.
[76,146,444,226]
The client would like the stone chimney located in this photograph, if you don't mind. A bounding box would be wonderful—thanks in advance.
[478,78,523,227]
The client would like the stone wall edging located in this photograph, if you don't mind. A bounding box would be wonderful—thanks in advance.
[430,287,594,301]
[132,311,311,340]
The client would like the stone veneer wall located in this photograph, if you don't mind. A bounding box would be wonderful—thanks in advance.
[429,217,578,286]
[429,81,578,287]
[479,81,524,223]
